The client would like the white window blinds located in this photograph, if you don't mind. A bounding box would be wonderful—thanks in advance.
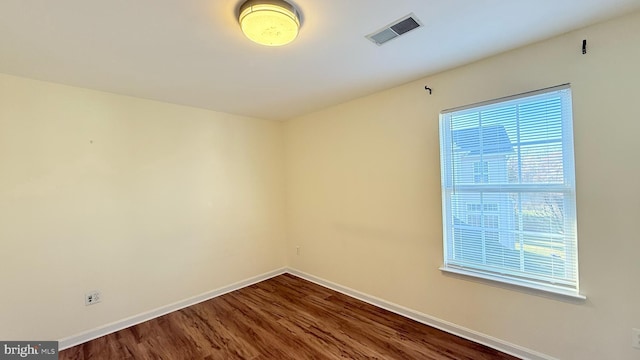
[439,84,581,298]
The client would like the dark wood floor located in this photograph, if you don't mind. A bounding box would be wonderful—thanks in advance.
[59,274,519,360]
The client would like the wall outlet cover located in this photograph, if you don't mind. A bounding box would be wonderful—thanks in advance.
[85,291,102,306]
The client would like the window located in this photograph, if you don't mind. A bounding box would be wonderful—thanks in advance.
[473,161,489,183]
[466,203,499,230]
[439,84,582,298]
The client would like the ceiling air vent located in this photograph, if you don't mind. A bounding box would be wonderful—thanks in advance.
[366,13,422,46]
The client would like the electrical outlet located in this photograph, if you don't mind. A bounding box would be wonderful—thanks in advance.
[85,291,102,306]
[633,328,640,349]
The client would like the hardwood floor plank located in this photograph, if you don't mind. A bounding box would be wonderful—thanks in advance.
[59,274,520,360]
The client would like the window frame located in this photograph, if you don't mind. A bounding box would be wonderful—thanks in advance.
[438,84,584,299]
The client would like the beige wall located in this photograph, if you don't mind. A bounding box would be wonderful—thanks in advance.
[284,10,640,360]
[0,73,286,341]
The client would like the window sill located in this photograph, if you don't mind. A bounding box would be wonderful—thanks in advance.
[439,266,587,300]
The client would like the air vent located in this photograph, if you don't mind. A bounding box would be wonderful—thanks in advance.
[366,13,422,46]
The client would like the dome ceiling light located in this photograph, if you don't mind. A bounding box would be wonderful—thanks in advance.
[238,0,301,46]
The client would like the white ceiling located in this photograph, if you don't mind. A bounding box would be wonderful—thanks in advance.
[1,1,639,120]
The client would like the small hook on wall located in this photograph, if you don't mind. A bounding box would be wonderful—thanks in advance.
[424,85,432,95]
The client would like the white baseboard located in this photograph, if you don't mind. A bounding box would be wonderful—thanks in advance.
[286,268,558,360]
[59,266,557,360]
[58,267,287,350]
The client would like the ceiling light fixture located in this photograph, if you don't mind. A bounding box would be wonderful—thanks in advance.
[238,0,301,46]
